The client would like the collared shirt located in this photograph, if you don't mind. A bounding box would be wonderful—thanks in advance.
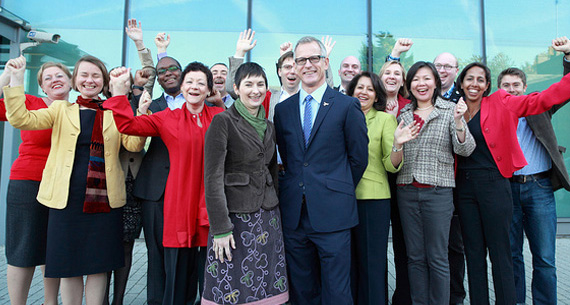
[299,83,327,130]
[279,88,293,103]
[514,117,552,175]
[442,83,456,99]
[164,92,185,110]
[339,85,347,95]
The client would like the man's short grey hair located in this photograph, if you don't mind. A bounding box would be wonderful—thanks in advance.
[294,36,327,58]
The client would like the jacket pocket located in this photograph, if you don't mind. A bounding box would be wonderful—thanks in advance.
[326,178,354,195]
[224,173,250,186]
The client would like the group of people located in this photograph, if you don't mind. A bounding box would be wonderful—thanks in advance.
[3,16,570,305]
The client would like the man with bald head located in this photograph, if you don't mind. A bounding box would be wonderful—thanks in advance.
[434,52,461,102]
[433,51,465,305]
[336,55,361,94]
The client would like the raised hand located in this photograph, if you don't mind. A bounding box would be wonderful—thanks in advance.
[155,32,170,54]
[212,234,236,263]
[134,69,151,87]
[7,55,26,87]
[138,90,152,114]
[391,38,414,58]
[385,99,398,117]
[125,19,143,44]
[321,36,336,57]
[394,119,420,146]
[235,29,257,58]
[109,67,132,97]
[552,36,570,55]
[454,98,467,123]
[206,89,225,109]
[280,41,292,56]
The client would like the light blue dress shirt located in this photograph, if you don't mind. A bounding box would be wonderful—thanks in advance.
[299,83,327,130]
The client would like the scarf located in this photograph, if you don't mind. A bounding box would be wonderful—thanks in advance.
[76,96,110,213]
[234,98,266,141]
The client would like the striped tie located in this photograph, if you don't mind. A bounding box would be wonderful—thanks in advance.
[303,95,313,148]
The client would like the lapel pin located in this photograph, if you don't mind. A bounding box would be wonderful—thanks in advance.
[323,102,329,106]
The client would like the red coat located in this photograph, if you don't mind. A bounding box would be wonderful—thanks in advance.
[480,72,570,178]
[104,96,224,248]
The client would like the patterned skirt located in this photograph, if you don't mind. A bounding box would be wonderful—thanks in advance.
[202,208,289,305]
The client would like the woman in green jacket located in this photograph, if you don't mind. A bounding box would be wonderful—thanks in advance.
[347,71,418,305]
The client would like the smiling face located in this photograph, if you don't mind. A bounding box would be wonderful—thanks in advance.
[156,57,182,95]
[352,76,376,113]
[210,64,228,94]
[461,66,490,103]
[278,57,299,93]
[499,74,527,96]
[294,41,328,92]
[235,74,267,114]
[381,63,405,96]
[338,56,361,86]
[75,61,104,99]
[410,67,437,104]
[40,66,71,101]
[180,71,209,105]
[433,52,459,91]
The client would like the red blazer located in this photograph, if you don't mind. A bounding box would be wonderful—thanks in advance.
[480,72,570,178]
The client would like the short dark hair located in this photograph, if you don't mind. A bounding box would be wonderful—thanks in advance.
[235,62,268,89]
[457,62,492,98]
[276,51,294,86]
[181,62,213,92]
[497,67,527,88]
[346,72,387,111]
[156,56,182,70]
[406,61,442,109]
[72,55,110,98]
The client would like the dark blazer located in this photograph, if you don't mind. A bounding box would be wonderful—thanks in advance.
[132,95,170,201]
[274,86,368,233]
[204,106,279,235]
[524,58,570,191]
[446,82,462,103]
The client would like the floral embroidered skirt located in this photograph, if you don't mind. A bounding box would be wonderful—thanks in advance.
[201,208,289,305]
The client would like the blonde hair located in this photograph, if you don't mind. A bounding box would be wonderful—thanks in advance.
[379,61,408,98]
[37,62,72,87]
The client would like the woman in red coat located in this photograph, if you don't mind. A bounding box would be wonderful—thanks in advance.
[104,62,224,305]
[456,58,570,305]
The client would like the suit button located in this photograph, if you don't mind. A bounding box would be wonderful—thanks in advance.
[484,128,490,133]
[489,143,496,148]
[299,182,304,187]
[497,156,502,161]
[105,152,110,156]
[130,158,134,162]
[105,137,110,141]
[257,171,263,176]
[258,153,264,157]
[303,162,308,167]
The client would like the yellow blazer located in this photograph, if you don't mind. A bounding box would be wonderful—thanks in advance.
[355,108,402,200]
[4,86,145,209]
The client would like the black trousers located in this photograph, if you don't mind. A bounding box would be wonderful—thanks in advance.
[449,189,466,304]
[163,247,199,305]
[456,169,516,305]
[142,199,166,305]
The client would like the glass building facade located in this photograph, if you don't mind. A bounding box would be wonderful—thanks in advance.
[0,0,569,242]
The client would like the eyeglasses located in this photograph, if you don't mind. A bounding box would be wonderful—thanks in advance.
[434,64,457,71]
[294,55,325,66]
[157,66,180,75]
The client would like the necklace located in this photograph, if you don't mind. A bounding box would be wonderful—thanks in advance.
[466,106,480,122]
[416,104,434,111]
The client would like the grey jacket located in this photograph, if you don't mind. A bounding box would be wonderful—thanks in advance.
[204,106,279,235]
[396,97,476,187]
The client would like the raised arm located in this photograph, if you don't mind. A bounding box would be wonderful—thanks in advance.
[4,56,56,130]
[155,32,170,61]
[226,29,257,99]
[126,19,156,96]
[321,35,336,88]
[387,38,413,62]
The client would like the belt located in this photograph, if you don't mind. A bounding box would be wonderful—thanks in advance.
[510,170,550,184]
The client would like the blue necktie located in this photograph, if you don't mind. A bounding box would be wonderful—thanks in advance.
[303,95,313,148]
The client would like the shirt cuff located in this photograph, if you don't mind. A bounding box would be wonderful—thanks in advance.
[157,52,167,61]
[214,231,233,239]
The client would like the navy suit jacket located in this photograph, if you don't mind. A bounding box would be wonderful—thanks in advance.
[274,86,368,233]
[132,95,170,201]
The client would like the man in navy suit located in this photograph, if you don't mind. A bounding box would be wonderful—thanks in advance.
[274,36,368,305]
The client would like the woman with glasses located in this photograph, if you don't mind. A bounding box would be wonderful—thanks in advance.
[455,37,570,305]
[396,61,475,305]
[104,62,224,305]
[4,55,145,305]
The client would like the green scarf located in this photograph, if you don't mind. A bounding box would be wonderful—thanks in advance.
[234,98,267,141]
